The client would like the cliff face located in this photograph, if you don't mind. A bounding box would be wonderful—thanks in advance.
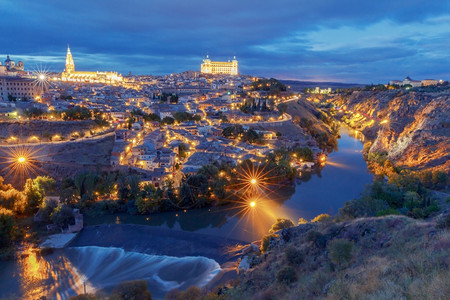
[329,90,449,172]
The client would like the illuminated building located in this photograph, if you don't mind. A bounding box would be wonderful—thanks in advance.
[0,77,41,101]
[421,79,438,86]
[61,46,123,84]
[201,55,238,75]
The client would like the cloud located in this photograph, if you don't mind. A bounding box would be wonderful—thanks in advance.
[0,0,449,82]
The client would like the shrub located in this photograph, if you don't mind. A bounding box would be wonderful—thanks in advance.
[269,218,294,233]
[436,212,450,229]
[165,286,206,300]
[284,246,303,266]
[297,217,308,225]
[311,213,332,223]
[306,230,327,248]
[327,239,354,266]
[69,294,99,300]
[110,280,152,300]
[376,208,400,217]
[276,266,297,284]
[261,234,278,252]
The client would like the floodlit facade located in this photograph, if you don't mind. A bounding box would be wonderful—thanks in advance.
[61,46,123,84]
[201,55,238,75]
[0,77,41,101]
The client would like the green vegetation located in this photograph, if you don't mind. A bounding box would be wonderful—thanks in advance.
[239,97,270,114]
[24,107,46,119]
[222,213,449,300]
[172,112,202,123]
[222,125,264,144]
[276,266,297,284]
[50,205,75,228]
[327,238,353,267]
[0,207,15,248]
[0,176,55,258]
[68,279,152,300]
[284,245,303,266]
[251,78,287,94]
[166,286,225,300]
[269,218,294,233]
[337,180,440,221]
[297,116,338,151]
[62,106,93,120]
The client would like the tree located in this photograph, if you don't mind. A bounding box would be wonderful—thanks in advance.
[62,107,92,120]
[178,143,188,159]
[161,116,175,125]
[277,103,288,115]
[24,107,46,119]
[143,113,161,122]
[293,146,313,161]
[128,175,141,201]
[310,213,331,223]
[23,178,46,212]
[50,205,75,229]
[0,208,15,248]
[173,112,193,123]
[269,218,294,233]
[0,189,27,214]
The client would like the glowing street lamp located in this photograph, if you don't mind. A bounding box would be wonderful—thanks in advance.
[249,201,256,208]
[250,178,257,185]
[18,156,26,163]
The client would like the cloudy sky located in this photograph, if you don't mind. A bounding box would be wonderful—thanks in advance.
[1,0,449,83]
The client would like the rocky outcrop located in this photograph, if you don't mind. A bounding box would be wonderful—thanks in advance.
[329,89,449,172]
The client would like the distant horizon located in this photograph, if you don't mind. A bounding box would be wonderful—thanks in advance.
[2,51,447,86]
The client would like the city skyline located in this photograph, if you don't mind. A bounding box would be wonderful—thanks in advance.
[1,0,449,83]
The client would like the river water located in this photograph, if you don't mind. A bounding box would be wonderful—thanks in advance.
[0,128,372,299]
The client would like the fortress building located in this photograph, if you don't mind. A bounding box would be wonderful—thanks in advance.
[61,46,123,84]
[201,55,238,75]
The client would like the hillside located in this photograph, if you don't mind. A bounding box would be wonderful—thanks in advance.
[325,89,449,172]
[219,214,450,300]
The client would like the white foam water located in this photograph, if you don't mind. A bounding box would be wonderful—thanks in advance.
[54,246,221,299]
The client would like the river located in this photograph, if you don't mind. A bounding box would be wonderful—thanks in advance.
[0,128,372,299]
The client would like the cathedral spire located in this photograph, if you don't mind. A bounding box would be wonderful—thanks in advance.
[65,45,75,73]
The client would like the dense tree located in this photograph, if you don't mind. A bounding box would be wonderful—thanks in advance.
[62,107,92,120]
[24,107,46,119]
[161,116,175,125]
[50,205,75,228]
[0,208,15,248]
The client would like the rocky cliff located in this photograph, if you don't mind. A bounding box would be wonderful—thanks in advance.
[328,89,449,172]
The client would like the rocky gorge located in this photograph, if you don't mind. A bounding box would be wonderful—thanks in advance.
[324,88,449,173]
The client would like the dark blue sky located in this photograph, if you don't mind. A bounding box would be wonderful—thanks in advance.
[1,0,449,83]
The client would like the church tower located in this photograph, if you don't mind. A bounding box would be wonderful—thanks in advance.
[65,46,75,73]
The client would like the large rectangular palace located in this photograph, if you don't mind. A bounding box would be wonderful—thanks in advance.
[201,55,238,75]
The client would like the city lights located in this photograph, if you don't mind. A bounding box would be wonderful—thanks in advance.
[0,145,43,184]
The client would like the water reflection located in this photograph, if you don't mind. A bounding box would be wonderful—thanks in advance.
[85,127,372,243]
